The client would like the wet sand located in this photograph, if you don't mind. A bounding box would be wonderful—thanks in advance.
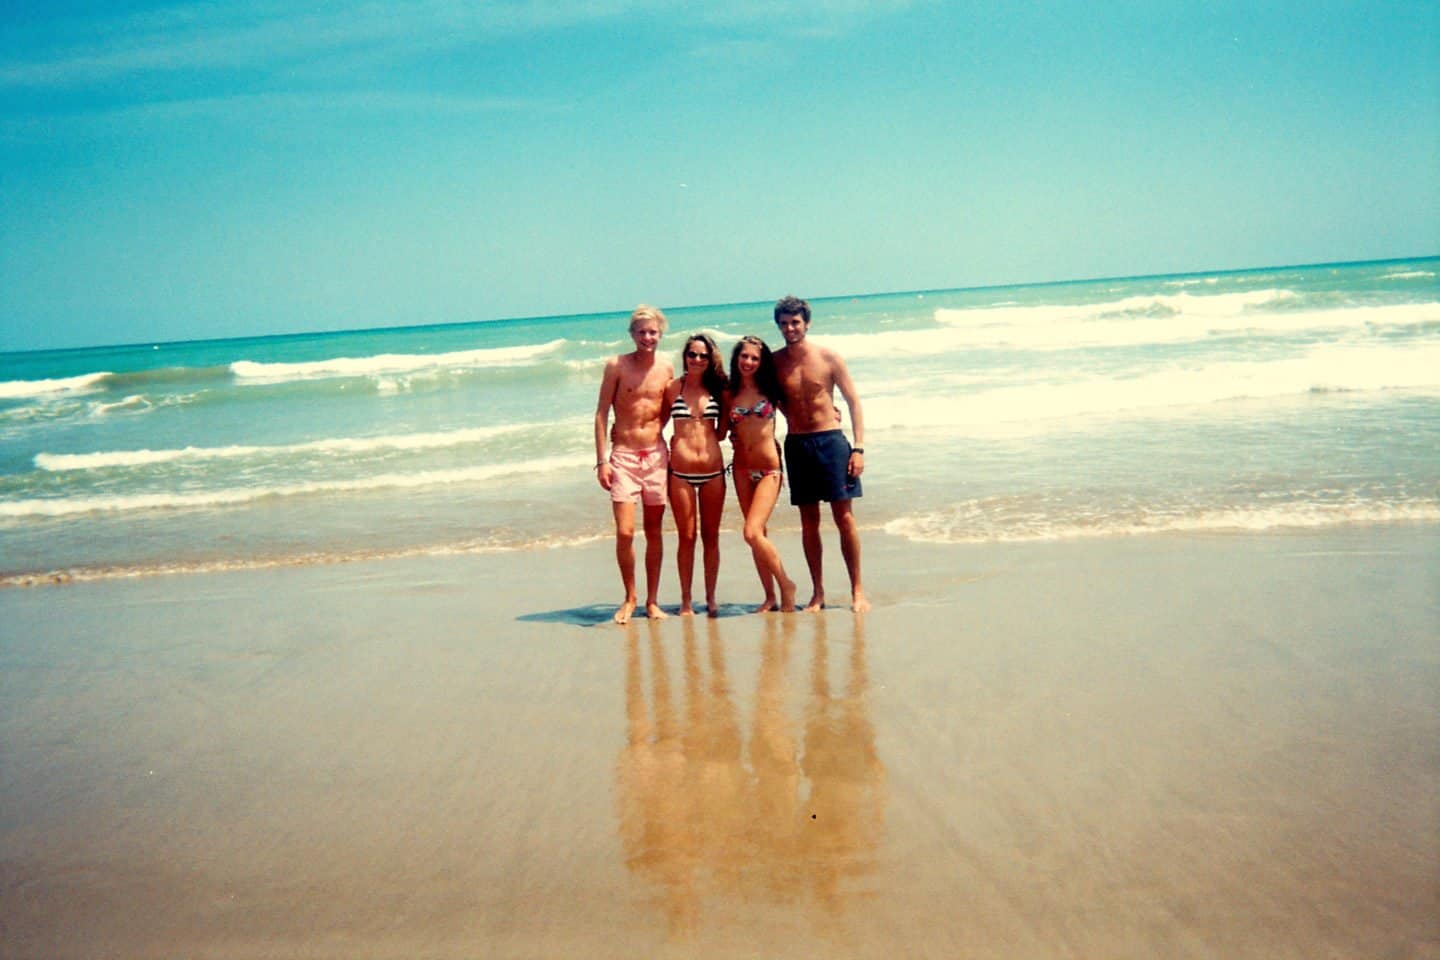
[1,527,1437,959]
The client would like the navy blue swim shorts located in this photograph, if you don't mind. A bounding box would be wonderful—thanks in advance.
[784,429,862,506]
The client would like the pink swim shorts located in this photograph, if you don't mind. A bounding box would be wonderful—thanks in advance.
[608,443,669,506]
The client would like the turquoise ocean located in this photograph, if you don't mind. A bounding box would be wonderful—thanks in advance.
[2,257,1437,587]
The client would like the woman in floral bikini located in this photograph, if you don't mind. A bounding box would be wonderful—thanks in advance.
[723,336,796,613]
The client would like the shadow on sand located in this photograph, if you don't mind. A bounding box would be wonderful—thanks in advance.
[518,603,757,626]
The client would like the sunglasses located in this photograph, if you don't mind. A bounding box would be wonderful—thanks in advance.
[685,350,710,359]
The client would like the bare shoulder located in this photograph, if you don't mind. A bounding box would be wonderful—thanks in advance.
[596,355,623,411]
[805,344,846,376]
[598,354,625,387]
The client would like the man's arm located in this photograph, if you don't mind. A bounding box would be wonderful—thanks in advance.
[660,376,679,433]
[832,352,865,476]
[594,359,620,488]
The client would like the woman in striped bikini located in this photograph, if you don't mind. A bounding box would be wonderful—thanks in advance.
[663,333,727,617]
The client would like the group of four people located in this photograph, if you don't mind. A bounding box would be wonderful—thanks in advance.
[594,296,869,624]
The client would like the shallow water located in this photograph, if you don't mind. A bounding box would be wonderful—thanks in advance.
[2,257,1437,583]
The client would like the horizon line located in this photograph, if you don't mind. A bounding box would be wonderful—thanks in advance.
[5,252,1436,357]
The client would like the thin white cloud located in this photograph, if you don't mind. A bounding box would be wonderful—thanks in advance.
[1,0,916,88]
[697,0,913,34]
[0,88,547,142]
[122,89,541,119]
[0,0,653,88]
[688,38,781,63]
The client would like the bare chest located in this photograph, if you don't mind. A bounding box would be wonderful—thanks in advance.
[618,363,669,403]
[776,357,832,405]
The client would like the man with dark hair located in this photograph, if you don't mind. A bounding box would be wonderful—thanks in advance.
[771,296,869,612]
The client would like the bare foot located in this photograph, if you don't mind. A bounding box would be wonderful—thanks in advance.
[678,604,695,617]
[779,577,797,613]
[850,589,871,614]
[754,597,777,614]
[613,599,636,625]
[803,592,824,613]
[706,603,719,619]
[645,602,668,620]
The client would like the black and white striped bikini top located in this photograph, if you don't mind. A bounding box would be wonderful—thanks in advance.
[671,388,721,422]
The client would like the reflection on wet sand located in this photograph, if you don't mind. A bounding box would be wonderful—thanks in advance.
[799,616,885,915]
[616,620,699,935]
[615,615,886,937]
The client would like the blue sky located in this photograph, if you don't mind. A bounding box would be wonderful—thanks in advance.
[1,1,1436,351]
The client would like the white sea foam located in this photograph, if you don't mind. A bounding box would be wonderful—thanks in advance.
[90,394,151,416]
[563,356,610,374]
[33,421,575,472]
[860,339,1440,433]
[0,533,610,588]
[0,372,111,399]
[5,261,1435,583]
[230,339,568,384]
[943,287,1296,326]
[922,299,1439,351]
[2,454,588,518]
[885,498,1440,544]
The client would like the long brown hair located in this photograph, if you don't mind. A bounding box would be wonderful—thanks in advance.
[680,333,726,398]
[727,335,783,406]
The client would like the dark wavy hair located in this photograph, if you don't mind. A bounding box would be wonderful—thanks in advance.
[727,335,783,405]
[773,295,810,324]
[680,333,727,398]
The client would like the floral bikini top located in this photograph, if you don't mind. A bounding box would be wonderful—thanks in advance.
[728,397,776,424]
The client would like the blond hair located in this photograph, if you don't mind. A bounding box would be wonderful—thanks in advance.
[629,304,668,334]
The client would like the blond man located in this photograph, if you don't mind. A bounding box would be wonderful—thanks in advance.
[595,305,674,623]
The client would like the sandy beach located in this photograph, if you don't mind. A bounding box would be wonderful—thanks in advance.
[2,526,1437,959]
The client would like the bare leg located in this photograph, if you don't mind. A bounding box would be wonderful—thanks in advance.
[697,474,726,617]
[743,474,796,613]
[831,499,868,612]
[734,469,776,610]
[669,476,698,616]
[642,502,668,619]
[611,501,638,624]
[798,502,824,611]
